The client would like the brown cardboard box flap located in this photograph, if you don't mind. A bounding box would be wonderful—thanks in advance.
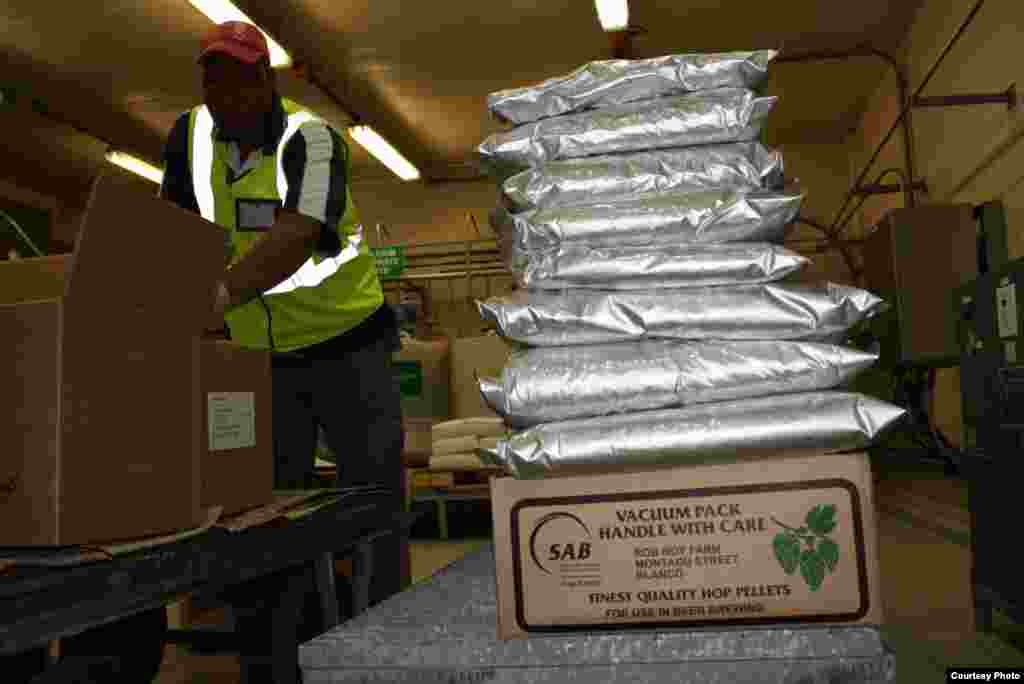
[67,172,228,333]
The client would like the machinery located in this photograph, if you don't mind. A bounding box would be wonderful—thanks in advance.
[954,253,1024,630]
[858,201,1010,474]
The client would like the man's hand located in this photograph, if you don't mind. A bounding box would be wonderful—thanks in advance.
[222,211,321,309]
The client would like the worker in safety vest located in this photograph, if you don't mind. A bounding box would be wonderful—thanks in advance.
[159,21,408,606]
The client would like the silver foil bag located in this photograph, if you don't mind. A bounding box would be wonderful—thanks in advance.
[477,282,884,346]
[480,392,906,479]
[479,340,878,427]
[492,187,803,252]
[501,143,784,211]
[487,51,776,125]
[478,89,776,175]
[513,242,808,290]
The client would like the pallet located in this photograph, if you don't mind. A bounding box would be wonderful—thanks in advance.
[411,469,499,491]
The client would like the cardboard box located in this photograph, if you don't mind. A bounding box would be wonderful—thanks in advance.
[199,340,273,516]
[449,335,512,419]
[402,417,434,468]
[395,336,450,421]
[0,173,226,545]
[491,451,882,640]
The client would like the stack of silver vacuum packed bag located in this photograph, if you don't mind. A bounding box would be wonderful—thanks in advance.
[475,50,905,480]
[297,51,901,684]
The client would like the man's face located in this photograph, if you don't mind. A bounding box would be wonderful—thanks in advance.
[201,53,273,135]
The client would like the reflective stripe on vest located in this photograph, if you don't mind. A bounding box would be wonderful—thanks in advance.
[190,105,361,296]
[192,107,216,221]
[263,229,363,295]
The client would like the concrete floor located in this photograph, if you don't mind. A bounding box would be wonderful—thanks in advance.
[153,461,1024,683]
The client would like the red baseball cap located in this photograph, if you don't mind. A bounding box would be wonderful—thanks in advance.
[198,21,270,64]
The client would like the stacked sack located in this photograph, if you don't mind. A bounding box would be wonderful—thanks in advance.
[429,417,507,472]
[474,51,905,479]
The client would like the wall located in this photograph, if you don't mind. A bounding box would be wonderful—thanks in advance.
[853,0,1024,240]
[351,176,512,336]
[850,0,1024,446]
[351,177,500,245]
[774,139,859,284]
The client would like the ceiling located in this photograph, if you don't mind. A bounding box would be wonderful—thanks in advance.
[0,0,926,206]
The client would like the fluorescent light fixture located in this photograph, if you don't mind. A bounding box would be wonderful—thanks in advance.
[595,0,629,32]
[349,125,421,181]
[106,151,164,185]
[187,0,292,68]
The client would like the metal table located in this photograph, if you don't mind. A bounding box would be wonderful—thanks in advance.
[0,487,409,684]
[301,544,896,683]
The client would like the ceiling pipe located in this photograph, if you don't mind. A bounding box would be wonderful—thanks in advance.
[914,85,1017,110]
[776,45,919,214]
[795,215,862,282]
[822,0,988,237]
[835,168,909,233]
[853,180,928,196]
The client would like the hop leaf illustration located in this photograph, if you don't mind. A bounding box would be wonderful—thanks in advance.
[773,505,841,590]
[773,533,801,575]
[806,504,837,536]
[800,549,826,592]
[818,538,840,573]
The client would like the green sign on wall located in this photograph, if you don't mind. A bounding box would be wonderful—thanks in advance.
[370,245,406,280]
[394,361,423,398]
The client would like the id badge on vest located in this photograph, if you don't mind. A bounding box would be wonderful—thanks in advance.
[236,198,281,232]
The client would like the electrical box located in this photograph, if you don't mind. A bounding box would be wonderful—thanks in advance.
[862,204,978,365]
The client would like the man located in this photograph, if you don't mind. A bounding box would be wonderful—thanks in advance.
[159,21,408,607]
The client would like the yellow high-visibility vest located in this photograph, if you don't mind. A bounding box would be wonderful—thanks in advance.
[187,98,383,352]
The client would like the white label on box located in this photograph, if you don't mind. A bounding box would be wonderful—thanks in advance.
[997,283,1018,338]
[208,392,256,452]
[511,480,868,632]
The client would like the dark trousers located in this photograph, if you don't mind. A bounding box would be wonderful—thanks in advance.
[271,335,408,607]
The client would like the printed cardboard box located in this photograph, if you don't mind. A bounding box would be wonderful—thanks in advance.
[198,340,273,516]
[491,451,882,640]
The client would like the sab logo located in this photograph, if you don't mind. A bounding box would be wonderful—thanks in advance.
[528,511,593,574]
